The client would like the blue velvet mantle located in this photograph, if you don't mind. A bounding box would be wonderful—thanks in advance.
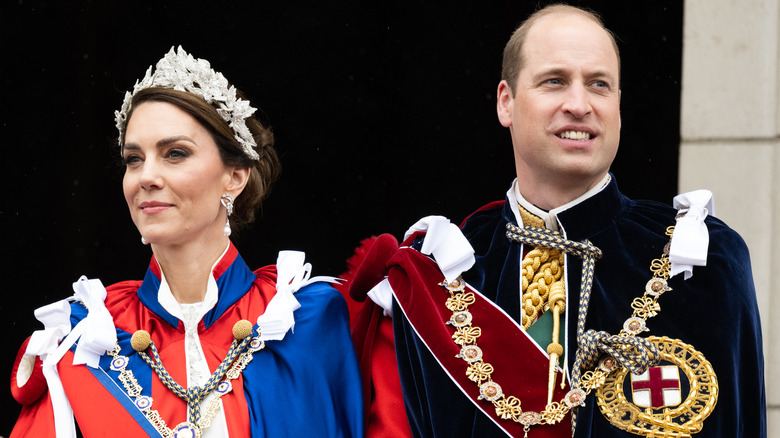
[392,177,766,437]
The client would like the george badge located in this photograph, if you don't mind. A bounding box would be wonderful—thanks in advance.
[596,336,718,437]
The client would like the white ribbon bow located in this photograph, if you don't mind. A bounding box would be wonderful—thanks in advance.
[257,251,339,341]
[23,276,116,438]
[69,278,118,367]
[367,279,395,317]
[669,190,715,280]
[362,216,476,318]
[404,215,476,283]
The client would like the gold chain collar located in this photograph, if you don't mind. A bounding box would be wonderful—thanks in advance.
[438,226,677,436]
[106,321,265,438]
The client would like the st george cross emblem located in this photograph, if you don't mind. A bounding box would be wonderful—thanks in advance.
[630,365,681,408]
[595,336,718,437]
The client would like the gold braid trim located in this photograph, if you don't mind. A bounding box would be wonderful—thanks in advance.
[521,248,565,330]
[517,206,565,331]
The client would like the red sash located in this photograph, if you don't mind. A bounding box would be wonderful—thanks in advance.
[387,246,572,437]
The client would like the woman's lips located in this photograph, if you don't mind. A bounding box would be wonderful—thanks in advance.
[140,201,172,214]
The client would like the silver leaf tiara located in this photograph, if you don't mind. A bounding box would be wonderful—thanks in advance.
[114,46,260,161]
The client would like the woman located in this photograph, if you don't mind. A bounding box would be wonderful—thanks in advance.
[10,46,363,437]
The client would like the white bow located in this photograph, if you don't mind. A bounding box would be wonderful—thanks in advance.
[24,299,75,437]
[670,190,715,280]
[404,215,476,283]
[23,276,116,438]
[69,277,118,367]
[257,251,339,341]
[367,278,395,317]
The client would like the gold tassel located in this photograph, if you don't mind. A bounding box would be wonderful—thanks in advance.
[546,280,566,404]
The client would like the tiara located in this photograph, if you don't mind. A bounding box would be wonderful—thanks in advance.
[114,46,260,161]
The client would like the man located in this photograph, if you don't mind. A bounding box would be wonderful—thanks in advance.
[345,4,766,437]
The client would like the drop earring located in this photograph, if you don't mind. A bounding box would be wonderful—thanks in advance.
[141,236,148,245]
[220,194,234,237]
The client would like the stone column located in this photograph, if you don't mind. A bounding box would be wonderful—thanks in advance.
[679,0,779,433]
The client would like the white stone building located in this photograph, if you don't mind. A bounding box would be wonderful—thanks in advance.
[679,0,779,434]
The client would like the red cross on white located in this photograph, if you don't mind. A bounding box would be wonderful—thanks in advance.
[631,365,682,408]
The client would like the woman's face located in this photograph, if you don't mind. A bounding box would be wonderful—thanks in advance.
[122,101,246,247]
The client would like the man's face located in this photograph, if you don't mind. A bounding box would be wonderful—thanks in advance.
[497,13,621,206]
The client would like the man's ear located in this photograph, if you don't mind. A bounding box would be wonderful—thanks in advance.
[618,89,622,131]
[496,80,514,127]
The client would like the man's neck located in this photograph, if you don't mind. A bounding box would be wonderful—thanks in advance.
[515,174,611,210]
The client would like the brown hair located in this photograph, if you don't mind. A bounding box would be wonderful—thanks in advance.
[121,87,281,232]
[501,4,621,92]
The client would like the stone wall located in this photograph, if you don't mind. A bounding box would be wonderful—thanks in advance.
[679,0,779,433]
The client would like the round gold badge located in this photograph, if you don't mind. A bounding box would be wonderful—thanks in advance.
[595,336,718,437]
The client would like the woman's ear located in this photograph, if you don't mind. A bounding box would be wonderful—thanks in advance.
[226,166,251,197]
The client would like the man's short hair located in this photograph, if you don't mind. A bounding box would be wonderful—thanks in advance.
[501,4,621,93]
